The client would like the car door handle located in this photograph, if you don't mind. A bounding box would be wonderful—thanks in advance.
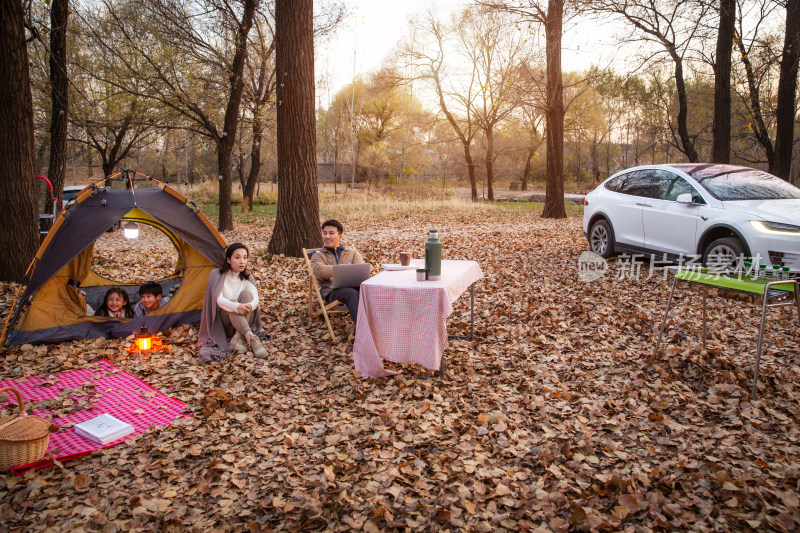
[636,202,653,207]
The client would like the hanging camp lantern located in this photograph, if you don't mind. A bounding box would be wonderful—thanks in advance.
[135,324,153,352]
[123,222,139,239]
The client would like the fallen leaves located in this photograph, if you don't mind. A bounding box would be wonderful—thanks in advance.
[72,474,91,493]
[0,203,799,531]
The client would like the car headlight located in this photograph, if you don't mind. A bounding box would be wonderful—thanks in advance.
[750,220,800,235]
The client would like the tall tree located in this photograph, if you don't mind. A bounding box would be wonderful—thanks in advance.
[773,0,800,180]
[404,13,480,201]
[592,0,712,163]
[70,9,160,178]
[520,110,544,191]
[242,16,276,211]
[542,0,565,217]
[47,0,69,211]
[267,0,321,256]
[511,64,547,190]
[732,0,778,169]
[480,0,567,217]
[711,0,735,163]
[90,0,257,231]
[218,0,258,230]
[0,0,40,281]
[79,101,155,178]
[460,8,528,201]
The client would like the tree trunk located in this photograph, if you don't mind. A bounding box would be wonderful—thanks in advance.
[773,0,800,180]
[243,119,263,211]
[0,0,39,281]
[542,0,566,219]
[243,49,272,212]
[522,147,534,191]
[463,146,478,201]
[217,0,257,231]
[431,67,477,201]
[102,161,115,179]
[47,0,69,214]
[712,0,735,164]
[333,148,338,195]
[591,139,600,183]
[86,133,94,181]
[217,146,234,228]
[268,0,321,256]
[486,128,495,201]
[737,35,774,167]
[351,141,359,186]
[237,156,247,190]
[672,54,699,162]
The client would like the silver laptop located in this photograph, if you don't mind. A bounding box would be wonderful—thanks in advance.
[331,263,371,289]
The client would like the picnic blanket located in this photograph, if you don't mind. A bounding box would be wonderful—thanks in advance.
[0,360,187,473]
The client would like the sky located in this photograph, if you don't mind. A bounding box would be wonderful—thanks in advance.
[315,0,624,106]
[315,0,467,104]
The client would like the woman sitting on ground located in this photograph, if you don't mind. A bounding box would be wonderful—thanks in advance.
[198,243,269,362]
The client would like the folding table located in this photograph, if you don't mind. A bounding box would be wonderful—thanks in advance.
[654,266,800,396]
[352,259,483,378]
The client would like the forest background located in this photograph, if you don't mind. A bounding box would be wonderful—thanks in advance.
[0,0,798,277]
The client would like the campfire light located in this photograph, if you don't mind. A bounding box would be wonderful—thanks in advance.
[123,222,140,239]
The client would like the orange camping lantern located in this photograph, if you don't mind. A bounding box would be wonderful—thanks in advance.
[135,324,153,352]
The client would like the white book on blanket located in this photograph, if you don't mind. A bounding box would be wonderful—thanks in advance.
[74,414,135,445]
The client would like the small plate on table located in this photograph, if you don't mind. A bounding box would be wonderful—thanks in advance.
[381,264,418,271]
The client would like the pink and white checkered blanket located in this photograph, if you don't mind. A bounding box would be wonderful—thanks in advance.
[0,360,187,472]
[353,260,483,378]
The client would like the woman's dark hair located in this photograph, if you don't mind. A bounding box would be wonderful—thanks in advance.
[219,242,251,280]
[94,287,134,318]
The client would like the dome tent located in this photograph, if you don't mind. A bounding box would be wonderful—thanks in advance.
[2,171,226,346]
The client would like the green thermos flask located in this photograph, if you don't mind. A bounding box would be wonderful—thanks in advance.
[425,229,442,281]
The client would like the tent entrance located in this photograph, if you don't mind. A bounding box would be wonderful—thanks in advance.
[89,211,183,286]
[2,175,226,346]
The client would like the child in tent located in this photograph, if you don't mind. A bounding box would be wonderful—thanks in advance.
[94,287,135,319]
[198,243,269,362]
[133,282,170,317]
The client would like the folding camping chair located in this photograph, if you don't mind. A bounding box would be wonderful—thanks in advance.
[302,248,349,341]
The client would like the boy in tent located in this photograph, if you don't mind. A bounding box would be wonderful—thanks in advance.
[133,282,170,317]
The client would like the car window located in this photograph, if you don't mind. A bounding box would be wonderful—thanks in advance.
[604,175,624,192]
[657,171,706,204]
[62,187,84,205]
[616,170,662,199]
[689,168,800,200]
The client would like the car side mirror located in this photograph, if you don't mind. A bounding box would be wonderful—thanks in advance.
[676,193,693,204]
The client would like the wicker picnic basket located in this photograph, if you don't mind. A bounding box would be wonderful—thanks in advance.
[0,387,52,471]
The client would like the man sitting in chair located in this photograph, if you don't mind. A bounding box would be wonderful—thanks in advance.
[310,219,364,323]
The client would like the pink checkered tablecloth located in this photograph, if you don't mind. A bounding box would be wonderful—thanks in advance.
[0,360,187,472]
[353,259,483,378]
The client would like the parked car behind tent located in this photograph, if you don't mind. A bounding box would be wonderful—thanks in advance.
[2,171,226,345]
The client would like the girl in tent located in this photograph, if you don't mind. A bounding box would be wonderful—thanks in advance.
[94,287,135,319]
[198,243,269,362]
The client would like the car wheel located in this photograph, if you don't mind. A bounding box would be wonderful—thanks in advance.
[703,237,746,270]
[589,219,615,258]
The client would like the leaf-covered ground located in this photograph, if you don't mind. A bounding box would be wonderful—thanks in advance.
[1,202,799,532]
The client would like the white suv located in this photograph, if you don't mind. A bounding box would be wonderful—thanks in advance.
[583,164,800,274]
